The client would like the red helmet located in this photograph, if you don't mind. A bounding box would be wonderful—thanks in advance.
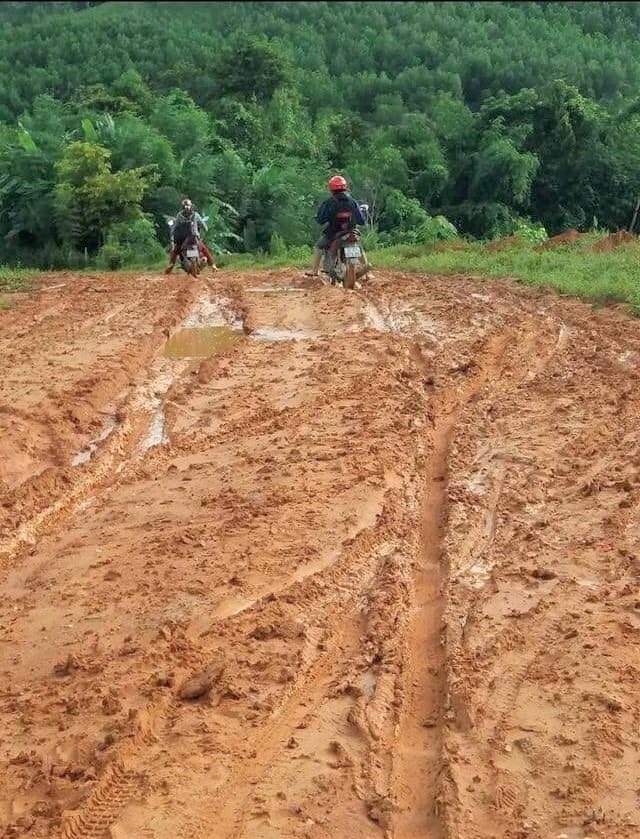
[328,175,348,192]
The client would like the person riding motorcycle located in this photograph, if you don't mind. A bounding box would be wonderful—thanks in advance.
[306,175,370,279]
[165,198,217,274]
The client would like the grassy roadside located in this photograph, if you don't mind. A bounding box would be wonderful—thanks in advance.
[0,267,44,307]
[218,247,311,271]
[370,237,640,313]
[219,236,640,314]
[0,267,43,293]
[3,236,640,315]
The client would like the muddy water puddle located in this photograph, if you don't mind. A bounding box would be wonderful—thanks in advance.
[163,326,243,359]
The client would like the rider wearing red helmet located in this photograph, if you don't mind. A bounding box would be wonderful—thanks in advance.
[165,198,218,274]
[328,174,348,192]
[306,175,368,278]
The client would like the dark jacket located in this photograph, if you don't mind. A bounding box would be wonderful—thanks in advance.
[172,210,207,245]
[316,191,366,238]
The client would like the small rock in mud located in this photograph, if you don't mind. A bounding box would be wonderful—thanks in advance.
[101,693,122,716]
[53,654,83,676]
[154,672,174,688]
[8,752,31,766]
[179,673,213,701]
[249,624,277,641]
[65,698,80,715]
[366,796,393,829]
[601,694,624,713]
[530,567,557,580]
[120,637,139,656]
[97,732,116,751]
[159,623,174,641]
[178,659,225,701]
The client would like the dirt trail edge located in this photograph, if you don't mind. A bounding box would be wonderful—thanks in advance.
[1,269,640,839]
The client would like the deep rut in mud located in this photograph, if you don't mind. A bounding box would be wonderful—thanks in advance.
[2,269,640,839]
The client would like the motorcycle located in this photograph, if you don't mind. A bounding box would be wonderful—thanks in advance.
[166,215,210,277]
[321,204,370,290]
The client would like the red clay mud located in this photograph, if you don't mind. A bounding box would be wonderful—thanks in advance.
[536,229,590,250]
[591,230,637,252]
[1,268,639,839]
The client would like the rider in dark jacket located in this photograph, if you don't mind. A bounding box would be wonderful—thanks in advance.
[306,175,369,278]
[165,198,217,274]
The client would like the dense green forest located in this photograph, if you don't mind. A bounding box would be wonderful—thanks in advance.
[1,1,640,268]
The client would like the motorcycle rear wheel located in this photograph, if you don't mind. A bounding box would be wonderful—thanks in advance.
[343,262,357,290]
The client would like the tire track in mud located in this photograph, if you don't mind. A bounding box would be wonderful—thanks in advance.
[10,268,640,839]
[0,276,235,578]
[393,329,511,839]
[436,304,625,838]
[0,275,191,486]
[56,505,402,839]
[53,284,518,839]
[49,279,425,839]
[213,614,365,838]
[208,526,410,838]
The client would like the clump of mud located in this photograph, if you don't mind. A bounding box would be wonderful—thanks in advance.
[590,230,637,252]
[535,228,589,251]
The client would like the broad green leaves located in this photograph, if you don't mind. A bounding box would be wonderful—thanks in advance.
[2,1,640,266]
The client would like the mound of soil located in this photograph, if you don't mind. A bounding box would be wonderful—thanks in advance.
[591,230,638,252]
[535,228,589,250]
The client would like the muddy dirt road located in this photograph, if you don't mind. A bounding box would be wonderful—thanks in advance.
[1,268,640,839]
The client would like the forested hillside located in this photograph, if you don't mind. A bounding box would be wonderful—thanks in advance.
[2,1,640,268]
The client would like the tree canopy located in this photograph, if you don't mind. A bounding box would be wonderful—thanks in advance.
[1,1,640,266]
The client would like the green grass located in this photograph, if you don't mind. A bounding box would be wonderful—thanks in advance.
[4,236,640,318]
[217,237,640,315]
[217,247,312,271]
[370,237,640,313]
[0,266,42,293]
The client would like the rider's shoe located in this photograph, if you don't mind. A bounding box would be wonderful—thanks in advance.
[164,264,174,275]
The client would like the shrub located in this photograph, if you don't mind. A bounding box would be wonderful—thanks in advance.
[97,216,165,269]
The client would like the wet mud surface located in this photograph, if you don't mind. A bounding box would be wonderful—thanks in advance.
[1,268,640,838]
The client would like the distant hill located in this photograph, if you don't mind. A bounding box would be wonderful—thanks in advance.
[1,1,639,267]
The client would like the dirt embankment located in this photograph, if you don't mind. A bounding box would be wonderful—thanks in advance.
[1,268,640,839]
